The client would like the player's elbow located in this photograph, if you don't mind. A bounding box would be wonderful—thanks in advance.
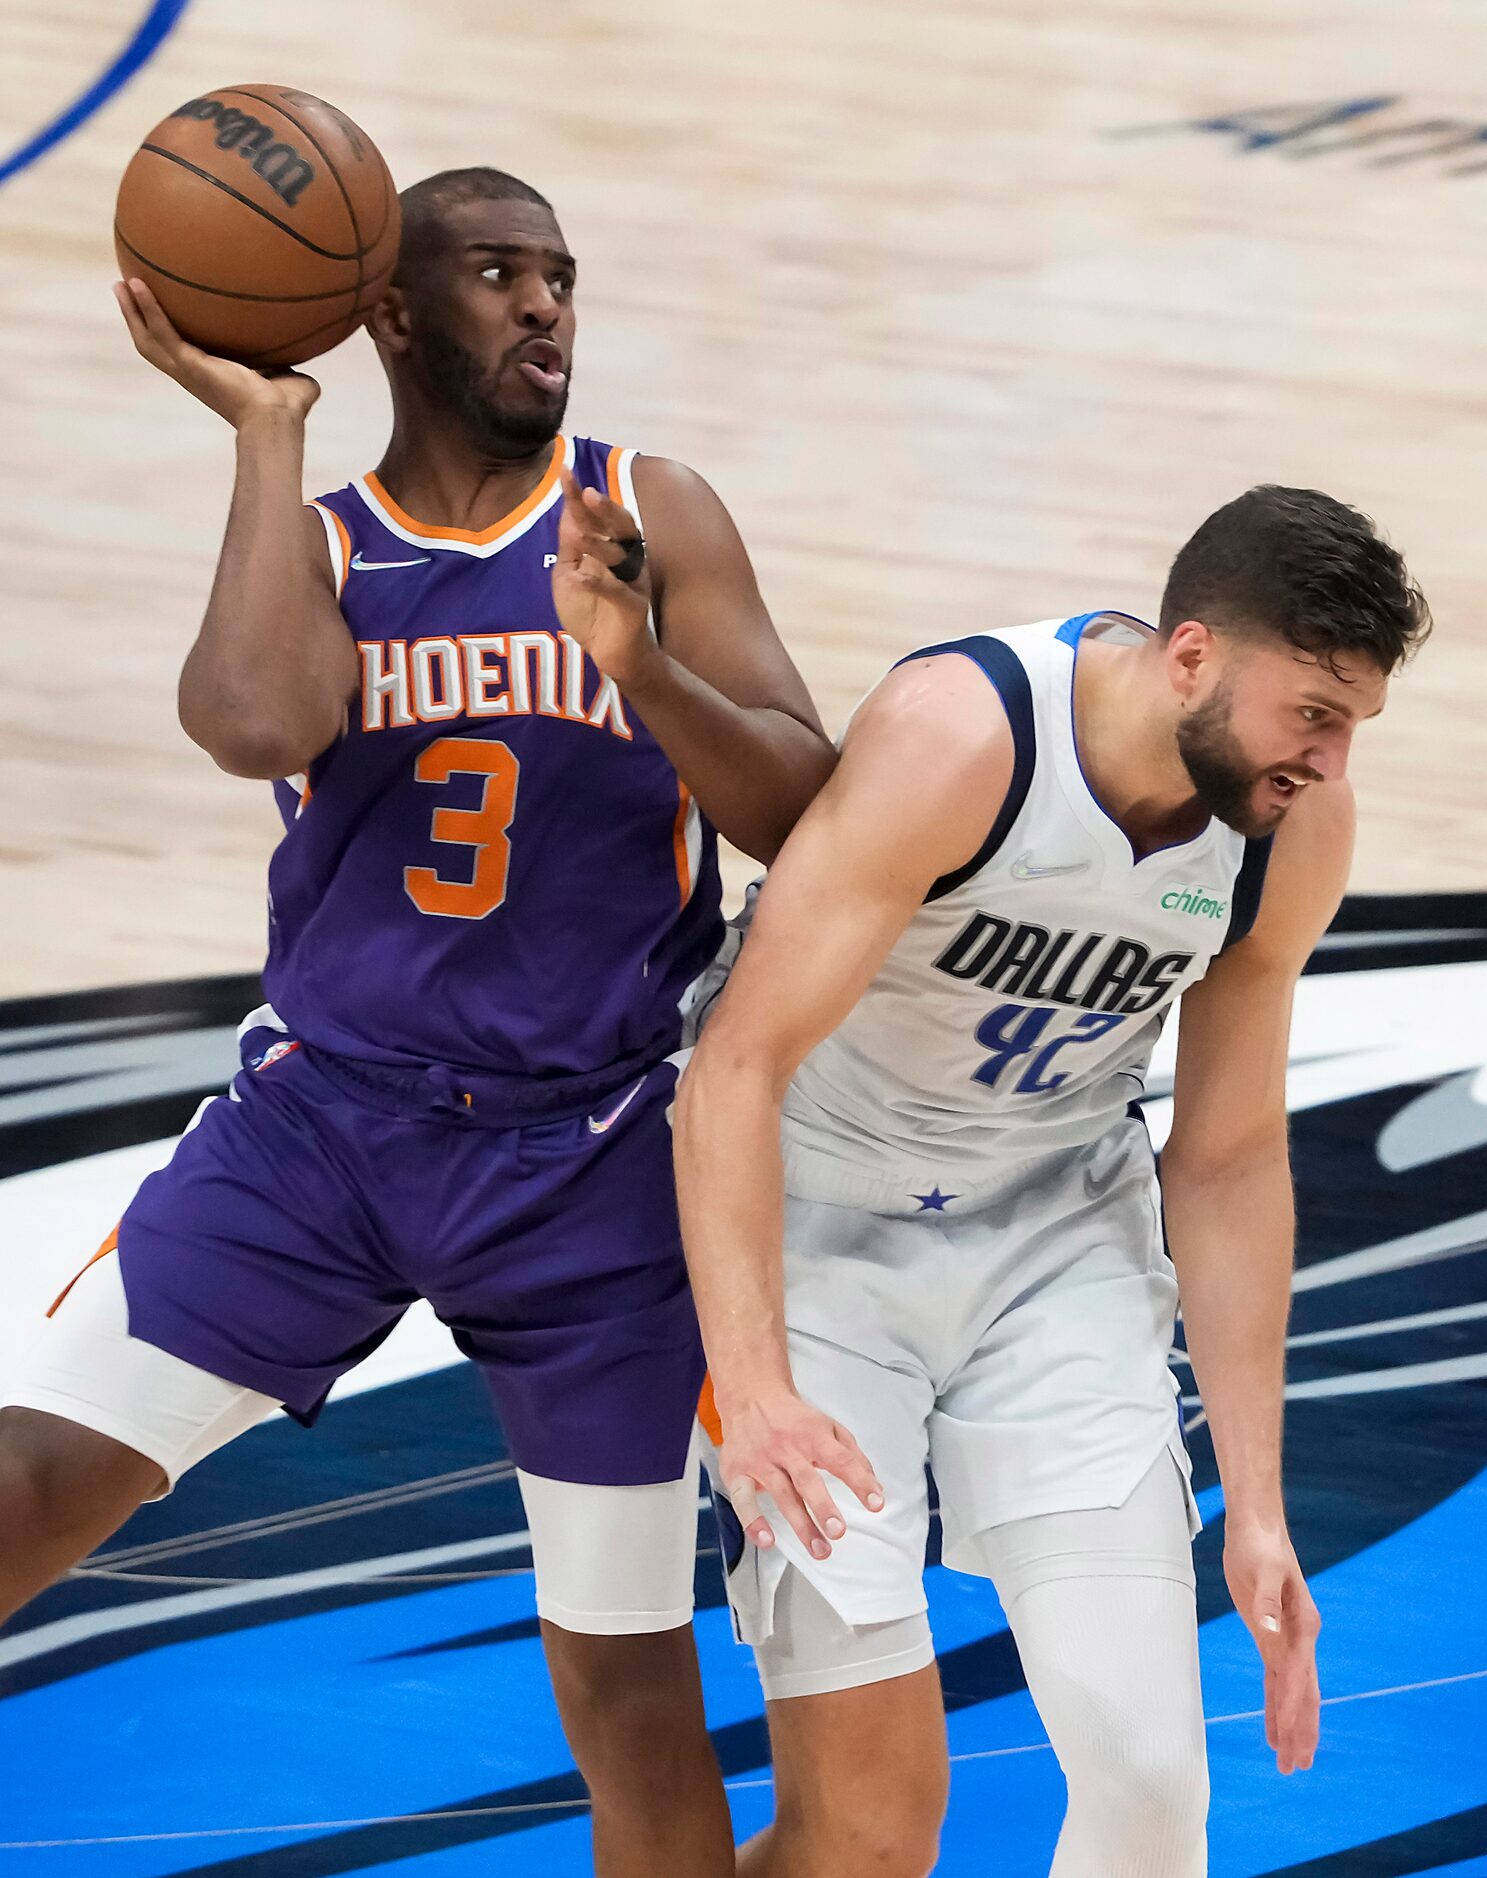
[1160,1116,1290,1191]
[183,709,337,781]
[679,1023,793,1123]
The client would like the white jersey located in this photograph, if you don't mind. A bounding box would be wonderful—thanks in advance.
[781,611,1271,1207]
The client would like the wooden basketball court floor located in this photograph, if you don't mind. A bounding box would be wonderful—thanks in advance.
[1,1,1485,1872]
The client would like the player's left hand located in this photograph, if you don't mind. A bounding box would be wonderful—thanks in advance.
[552,467,659,693]
[1223,1512,1322,1775]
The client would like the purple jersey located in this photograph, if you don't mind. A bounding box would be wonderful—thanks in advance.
[263,435,722,1092]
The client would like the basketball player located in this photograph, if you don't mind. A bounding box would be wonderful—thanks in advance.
[0,168,836,1876]
[674,487,1429,1876]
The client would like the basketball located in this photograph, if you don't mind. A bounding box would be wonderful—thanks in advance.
[114,85,399,368]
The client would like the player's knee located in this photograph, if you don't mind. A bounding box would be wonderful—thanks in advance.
[548,1639,710,1798]
[785,1783,943,1878]
[0,1408,78,1537]
[1068,1721,1209,1863]
[0,1408,158,1578]
[778,1753,946,1878]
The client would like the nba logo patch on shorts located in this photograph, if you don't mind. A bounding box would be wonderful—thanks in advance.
[251,1039,301,1072]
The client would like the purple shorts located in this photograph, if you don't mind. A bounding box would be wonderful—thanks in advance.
[116,1025,703,1487]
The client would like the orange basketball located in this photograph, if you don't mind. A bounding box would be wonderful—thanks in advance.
[115,85,400,368]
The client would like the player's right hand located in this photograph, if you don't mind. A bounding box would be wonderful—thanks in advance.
[719,1387,884,1560]
[113,280,320,429]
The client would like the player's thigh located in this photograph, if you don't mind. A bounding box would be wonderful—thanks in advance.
[931,1120,1190,1548]
[966,1451,1206,1770]
[520,1460,712,1784]
[518,1460,702,1635]
[2,1251,281,1501]
[118,1048,414,1418]
[763,1638,948,1866]
[704,1324,937,1653]
[445,1064,705,1491]
[0,1256,281,1611]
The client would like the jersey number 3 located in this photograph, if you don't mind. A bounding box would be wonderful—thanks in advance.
[404,738,520,920]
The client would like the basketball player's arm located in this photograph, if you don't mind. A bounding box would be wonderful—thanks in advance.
[114,280,357,778]
[1162,781,1355,1776]
[554,459,834,861]
[674,657,1013,1555]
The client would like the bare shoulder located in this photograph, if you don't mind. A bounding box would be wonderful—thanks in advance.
[630,454,722,522]
[838,651,1017,830]
[630,453,701,492]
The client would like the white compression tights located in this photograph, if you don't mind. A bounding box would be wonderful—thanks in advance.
[970,1452,1209,1877]
[757,1449,1209,1877]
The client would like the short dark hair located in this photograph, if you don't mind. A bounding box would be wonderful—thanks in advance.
[1158,485,1430,676]
[394,167,555,287]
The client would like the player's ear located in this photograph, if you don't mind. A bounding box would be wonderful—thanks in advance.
[366,284,411,354]
[1164,619,1215,703]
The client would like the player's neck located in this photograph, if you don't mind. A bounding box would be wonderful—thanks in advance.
[1074,641,1210,855]
[372,424,559,533]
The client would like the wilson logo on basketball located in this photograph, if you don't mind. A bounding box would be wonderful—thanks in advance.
[170,98,316,206]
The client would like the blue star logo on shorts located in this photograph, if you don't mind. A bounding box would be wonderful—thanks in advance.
[912,1187,957,1212]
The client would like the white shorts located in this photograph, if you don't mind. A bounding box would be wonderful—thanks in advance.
[3,1254,702,1637]
[708,1115,1197,1646]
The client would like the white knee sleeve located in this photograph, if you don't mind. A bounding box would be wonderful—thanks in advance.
[967,1452,1209,1878]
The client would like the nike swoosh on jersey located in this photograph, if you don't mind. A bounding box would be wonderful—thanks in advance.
[1009,851,1091,880]
[586,1078,647,1134]
[349,552,433,571]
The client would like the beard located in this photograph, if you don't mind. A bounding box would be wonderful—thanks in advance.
[1176,683,1285,837]
[410,311,570,457]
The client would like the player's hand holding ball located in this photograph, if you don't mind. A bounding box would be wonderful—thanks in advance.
[114,279,319,429]
[1223,1512,1322,1774]
[719,1384,884,1561]
[111,85,398,428]
[552,467,657,693]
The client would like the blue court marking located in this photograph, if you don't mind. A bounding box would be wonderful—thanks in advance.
[1,1467,1482,1873]
[0,0,192,189]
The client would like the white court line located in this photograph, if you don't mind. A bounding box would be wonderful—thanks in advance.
[0,1531,541,1672]
[4,1666,1484,1847]
[72,1541,723,1590]
[94,1460,519,1567]
[3,1499,715,1669]
[948,1664,1487,1769]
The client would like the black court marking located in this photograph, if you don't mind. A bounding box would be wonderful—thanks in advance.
[135,145,369,262]
[114,227,361,303]
[1253,1800,1487,1875]
[166,1719,780,1877]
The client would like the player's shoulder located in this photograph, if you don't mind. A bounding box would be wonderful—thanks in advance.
[866,627,1042,752]
[842,642,1020,804]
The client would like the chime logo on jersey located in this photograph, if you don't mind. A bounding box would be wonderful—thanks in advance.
[1161,884,1229,920]
[933,912,1196,1015]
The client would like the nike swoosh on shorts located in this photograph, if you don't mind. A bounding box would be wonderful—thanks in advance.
[587,1078,647,1134]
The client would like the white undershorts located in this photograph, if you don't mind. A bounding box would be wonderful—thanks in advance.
[3,1253,702,1636]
